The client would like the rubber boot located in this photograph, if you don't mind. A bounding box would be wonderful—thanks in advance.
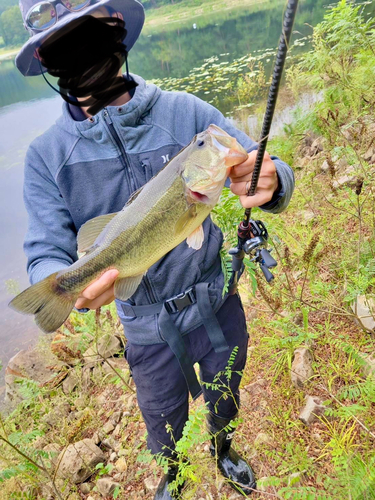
[207,412,256,496]
[154,465,183,500]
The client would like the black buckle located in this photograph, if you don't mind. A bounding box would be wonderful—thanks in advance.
[165,287,196,314]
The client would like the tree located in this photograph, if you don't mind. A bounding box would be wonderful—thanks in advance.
[0,5,28,46]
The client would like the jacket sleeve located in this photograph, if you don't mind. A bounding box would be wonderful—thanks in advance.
[23,144,78,285]
[193,96,295,214]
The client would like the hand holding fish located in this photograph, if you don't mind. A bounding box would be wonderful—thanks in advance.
[75,269,119,310]
[229,150,278,208]
[10,125,248,333]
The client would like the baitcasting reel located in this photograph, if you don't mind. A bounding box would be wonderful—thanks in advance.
[228,219,277,294]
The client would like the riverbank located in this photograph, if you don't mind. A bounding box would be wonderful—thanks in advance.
[0,0,270,61]
[0,47,19,61]
[0,2,374,498]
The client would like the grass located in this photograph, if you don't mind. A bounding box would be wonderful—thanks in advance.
[0,45,21,60]
[0,1,374,499]
[143,0,273,32]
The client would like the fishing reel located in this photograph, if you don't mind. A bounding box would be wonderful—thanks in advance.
[228,219,277,294]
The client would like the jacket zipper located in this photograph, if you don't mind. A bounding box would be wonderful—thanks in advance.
[102,109,136,193]
[102,109,158,304]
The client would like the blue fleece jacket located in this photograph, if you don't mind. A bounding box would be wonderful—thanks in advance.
[23,73,294,343]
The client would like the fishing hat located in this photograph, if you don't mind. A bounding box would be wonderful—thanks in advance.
[15,0,144,76]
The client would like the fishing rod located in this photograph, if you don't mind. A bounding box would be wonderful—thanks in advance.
[229,0,299,292]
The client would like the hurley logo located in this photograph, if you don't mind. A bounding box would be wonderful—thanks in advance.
[162,154,170,164]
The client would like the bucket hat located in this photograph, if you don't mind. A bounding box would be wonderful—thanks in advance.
[16,0,144,76]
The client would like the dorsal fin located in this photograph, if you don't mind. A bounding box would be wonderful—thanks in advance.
[77,212,118,253]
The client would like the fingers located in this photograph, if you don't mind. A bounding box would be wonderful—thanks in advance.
[230,150,271,180]
[230,175,277,196]
[238,192,274,209]
[75,269,119,309]
[75,287,116,310]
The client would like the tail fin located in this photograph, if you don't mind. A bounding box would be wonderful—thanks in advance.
[9,273,76,334]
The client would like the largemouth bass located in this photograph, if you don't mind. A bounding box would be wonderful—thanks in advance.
[9,124,248,333]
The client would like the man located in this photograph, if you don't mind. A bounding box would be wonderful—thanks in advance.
[15,0,294,497]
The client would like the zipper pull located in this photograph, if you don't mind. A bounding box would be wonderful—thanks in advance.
[103,108,112,124]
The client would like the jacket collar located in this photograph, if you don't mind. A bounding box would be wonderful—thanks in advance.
[56,73,161,139]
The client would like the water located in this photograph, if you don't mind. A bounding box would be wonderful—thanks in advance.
[0,0,373,383]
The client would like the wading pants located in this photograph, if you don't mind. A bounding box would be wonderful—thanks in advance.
[124,294,249,456]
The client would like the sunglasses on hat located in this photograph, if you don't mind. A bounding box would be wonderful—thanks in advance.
[25,0,98,31]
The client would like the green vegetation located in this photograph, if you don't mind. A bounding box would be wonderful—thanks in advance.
[1,1,375,499]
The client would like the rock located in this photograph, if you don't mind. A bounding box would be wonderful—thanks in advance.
[291,347,314,388]
[110,452,117,461]
[288,471,305,486]
[67,493,81,500]
[42,402,71,428]
[370,154,375,165]
[4,349,62,403]
[126,394,136,411]
[351,295,375,332]
[244,379,267,397]
[302,210,315,223]
[74,395,87,410]
[144,475,159,493]
[115,457,127,473]
[82,366,93,390]
[62,371,80,394]
[55,438,105,484]
[80,482,93,494]
[96,477,120,496]
[321,160,330,173]
[358,353,375,378]
[337,157,349,172]
[103,421,115,435]
[254,432,273,446]
[102,437,119,451]
[341,124,361,142]
[332,175,356,189]
[310,137,324,156]
[113,424,121,436]
[111,410,123,425]
[299,396,327,425]
[92,432,100,445]
[83,334,123,365]
[364,146,375,162]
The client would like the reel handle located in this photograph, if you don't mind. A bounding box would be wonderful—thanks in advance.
[260,264,275,283]
[260,248,277,269]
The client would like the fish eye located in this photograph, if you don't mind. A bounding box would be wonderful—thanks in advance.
[197,140,205,147]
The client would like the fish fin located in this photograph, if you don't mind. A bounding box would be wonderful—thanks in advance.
[174,205,197,235]
[8,273,76,334]
[77,213,118,253]
[186,224,205,250]
[114,274,144,301]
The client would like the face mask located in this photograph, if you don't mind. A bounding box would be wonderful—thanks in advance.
[37,15,137,115]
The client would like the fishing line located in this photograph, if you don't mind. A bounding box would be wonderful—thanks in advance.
[229,0,299,291]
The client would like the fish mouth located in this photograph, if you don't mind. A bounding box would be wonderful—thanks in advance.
[188,189,210,203]
[207,124,248,166]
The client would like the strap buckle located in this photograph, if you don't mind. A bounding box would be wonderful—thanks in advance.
[164,287,196,314]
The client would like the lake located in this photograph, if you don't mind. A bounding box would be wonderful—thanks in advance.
[0,0,373,387]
